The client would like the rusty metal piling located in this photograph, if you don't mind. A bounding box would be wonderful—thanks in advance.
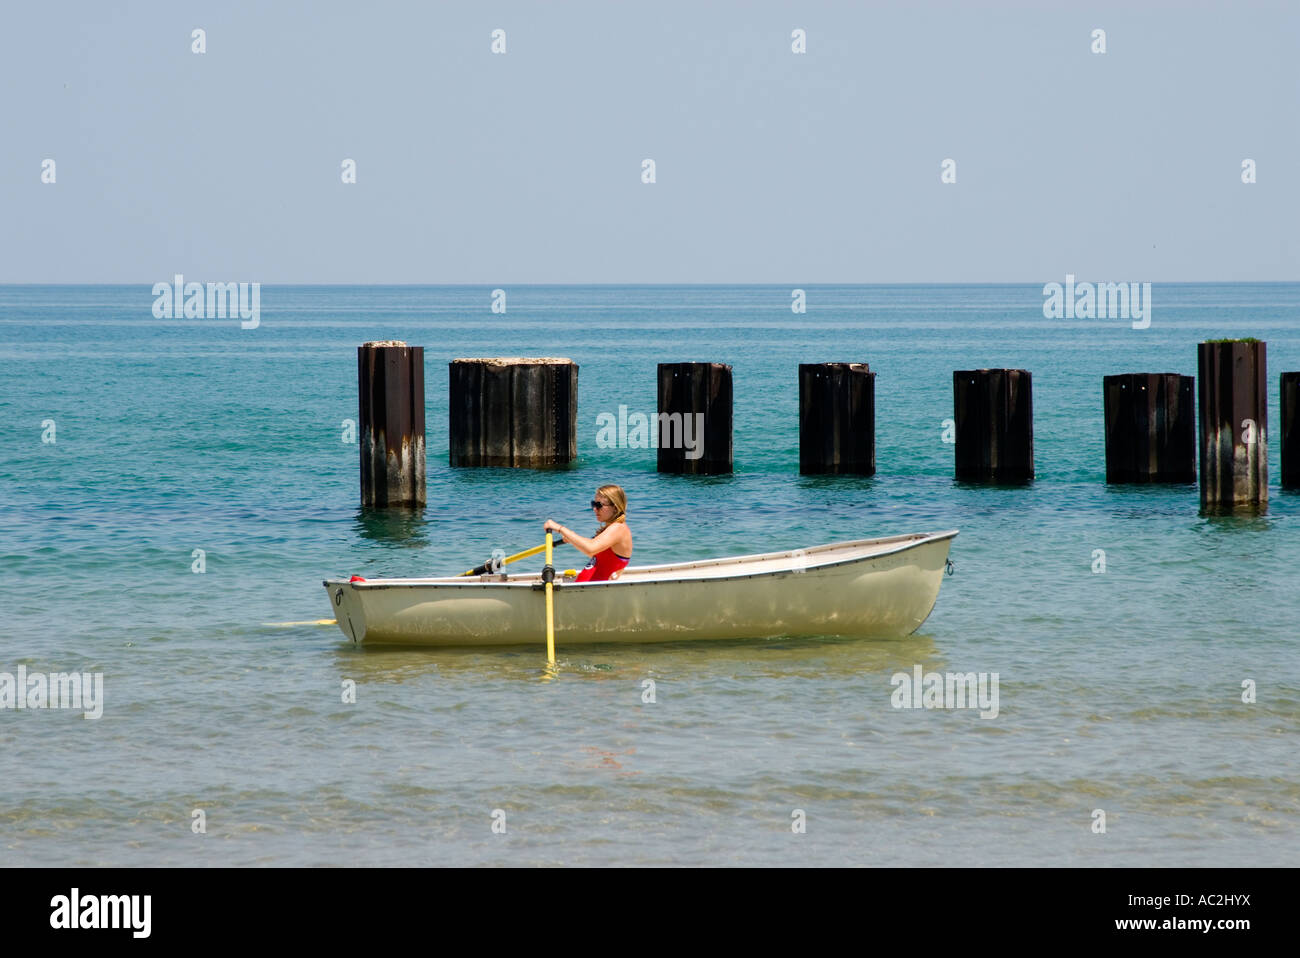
[448,358,577,468]
[799,362,876,475]
[1282,372,1300,491]
[1198,340,1267,512]
[358,341,426,507]
[1103,373,1195,483]
[952,368,1033,483]
[656,362,732,475]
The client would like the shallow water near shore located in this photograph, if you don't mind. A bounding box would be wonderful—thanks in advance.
[2,283,1298,866]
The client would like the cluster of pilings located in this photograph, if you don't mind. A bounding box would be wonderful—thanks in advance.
[356,342,1294,513]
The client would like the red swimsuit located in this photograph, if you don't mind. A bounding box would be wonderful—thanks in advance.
[574,548,630,582]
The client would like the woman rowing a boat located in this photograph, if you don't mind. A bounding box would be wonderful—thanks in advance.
[544,485,633,582]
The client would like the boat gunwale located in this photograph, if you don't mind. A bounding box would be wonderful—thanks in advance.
[323,529,958,592]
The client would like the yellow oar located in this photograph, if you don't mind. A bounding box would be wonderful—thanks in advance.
[263,618,337,627]
[459,540,553,577]
[544,531,556,665]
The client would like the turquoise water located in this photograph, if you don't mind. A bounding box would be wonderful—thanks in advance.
[2,284,1297,866]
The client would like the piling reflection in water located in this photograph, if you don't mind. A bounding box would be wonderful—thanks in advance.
[353,507,431,547]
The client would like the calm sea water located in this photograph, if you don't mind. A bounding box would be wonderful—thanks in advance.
[1,284,1297,866]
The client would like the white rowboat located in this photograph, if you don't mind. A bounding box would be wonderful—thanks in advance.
[323,530,958,648]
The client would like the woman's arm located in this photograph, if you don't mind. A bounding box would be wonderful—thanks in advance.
[543,519,624,558]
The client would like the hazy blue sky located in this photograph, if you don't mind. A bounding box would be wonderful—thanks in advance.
[2,0,1296,283]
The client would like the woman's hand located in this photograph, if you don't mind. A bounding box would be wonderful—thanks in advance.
[543,519,563,537]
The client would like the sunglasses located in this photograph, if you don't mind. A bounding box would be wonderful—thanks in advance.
[591,500,611,509]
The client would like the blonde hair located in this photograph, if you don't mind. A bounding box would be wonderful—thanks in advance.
[594,484,627,535]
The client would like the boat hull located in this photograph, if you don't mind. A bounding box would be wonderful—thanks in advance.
[323,530,957,648]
